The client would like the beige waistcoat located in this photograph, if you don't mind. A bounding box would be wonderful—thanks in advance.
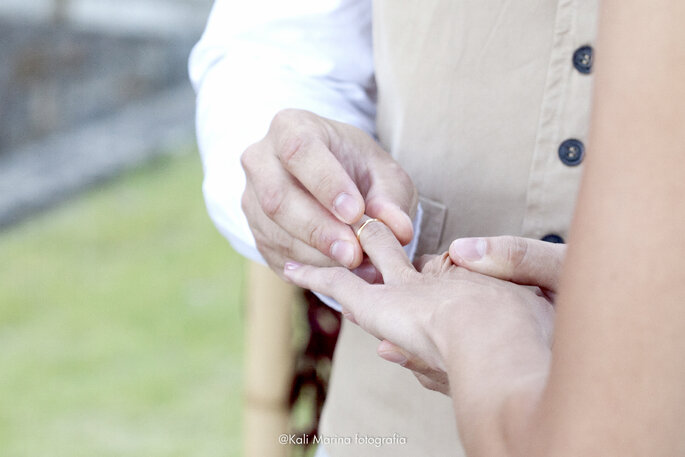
[320,1,598,455]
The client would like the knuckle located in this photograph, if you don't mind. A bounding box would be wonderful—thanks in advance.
[440,251,453,267]
[239,143,260,174]
[270,111,321,167]
[280,233,298,261]
[240,189,251,215]
[271,116,329,169]
[417,253,451,276]
[503,236,530,270]
[276,133,306,166]
[253,232,270,256]
[311,172,337,201]
[271,108,303,128]
[429,252,452,273]
[305,223,329,251]
[258,186,286,219]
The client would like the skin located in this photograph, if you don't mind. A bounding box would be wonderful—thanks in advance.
[285,222,556,455]
[284,1,685,455]
[378,236,566,396]
[240,108,417,277]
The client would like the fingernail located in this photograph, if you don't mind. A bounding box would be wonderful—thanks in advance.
[379,350,408,365]
[284,261,302,271]
[334,193,361,223]
[452,238,486,261]
[331,240,355,267]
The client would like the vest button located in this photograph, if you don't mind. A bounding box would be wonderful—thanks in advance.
[573,45,594,74]
[558,139,585,166]
[541,234,565,244]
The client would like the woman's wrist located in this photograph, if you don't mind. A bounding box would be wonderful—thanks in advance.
[444,335,550,455]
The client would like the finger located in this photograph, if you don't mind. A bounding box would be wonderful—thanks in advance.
[351,258,383,284]
[377,341,449,393]
[413,254,438,271]
[376,340,410,365]
[366,197,414,246]
[244,184,347,268]
[352,216,417,284]
[275,134,365,225]
[363,154,417,245]
[267,110,365,225]
[414,372,450,396]
[282,262,377,317]
[244,187,340,271]
[415,252,455,276]
[376,340,434,372]
[449,236,566,292]
[256,234,338,274]
[244,156,363,268]
[283,262,408,344]
[366,175,418,245]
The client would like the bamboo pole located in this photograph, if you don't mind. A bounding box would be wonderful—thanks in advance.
[244,261,296,457]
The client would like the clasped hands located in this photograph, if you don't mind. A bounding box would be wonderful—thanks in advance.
[241,109,565,396]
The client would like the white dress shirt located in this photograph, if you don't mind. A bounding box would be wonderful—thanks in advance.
[190,6,376,455]
[189,0,377,264]
[190,0,423,314]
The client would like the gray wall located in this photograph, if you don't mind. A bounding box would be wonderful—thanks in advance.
[0,0,213,37]
[0,0,214,154]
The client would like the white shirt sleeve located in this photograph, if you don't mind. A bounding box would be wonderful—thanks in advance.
[189,0,376,263]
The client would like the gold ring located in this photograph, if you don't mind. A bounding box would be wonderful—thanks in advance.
[355,218,380,241]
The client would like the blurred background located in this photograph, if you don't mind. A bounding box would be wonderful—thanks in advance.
[0,1,253,455]
[0,2,337,456]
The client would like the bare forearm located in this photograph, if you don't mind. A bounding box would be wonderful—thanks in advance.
[448,1,685,455]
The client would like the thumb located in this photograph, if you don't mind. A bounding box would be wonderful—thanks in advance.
[363,160,418,246]
[449,236,566,293]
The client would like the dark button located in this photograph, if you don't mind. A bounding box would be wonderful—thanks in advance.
[558,139,585,166]
[573,45,594,74]
[541,234,565,244]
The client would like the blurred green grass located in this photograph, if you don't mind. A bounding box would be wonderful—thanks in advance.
[0,151,246,456]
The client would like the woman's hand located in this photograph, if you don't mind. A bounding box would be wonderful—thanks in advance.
[375,236,566,394]
[283,218,555,396]
[449,236,566,301]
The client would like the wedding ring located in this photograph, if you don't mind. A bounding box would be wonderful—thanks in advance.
[355,218,381,241]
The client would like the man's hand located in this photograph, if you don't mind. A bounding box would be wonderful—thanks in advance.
[240,109,417,276]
